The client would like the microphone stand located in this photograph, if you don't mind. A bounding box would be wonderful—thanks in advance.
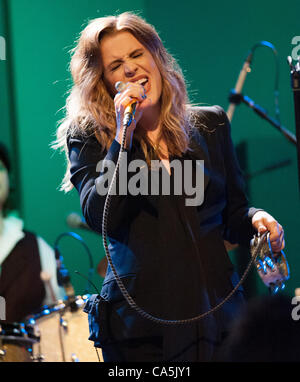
[287,56,300,194]
[227,41,280,123]
[228,89,297,146]
[244,159,292,180]
[54,232,95,298]
[227,52,252,122]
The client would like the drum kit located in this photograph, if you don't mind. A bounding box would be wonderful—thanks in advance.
[0,295,103,362]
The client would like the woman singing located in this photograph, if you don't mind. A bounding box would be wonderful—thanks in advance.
[53,12,285,362]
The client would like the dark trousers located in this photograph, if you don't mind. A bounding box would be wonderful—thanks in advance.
[100,333,229,362]
[101,336,163,362]
[89,297,236,362]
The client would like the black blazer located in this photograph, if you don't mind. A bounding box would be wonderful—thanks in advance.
[67,105,261,324]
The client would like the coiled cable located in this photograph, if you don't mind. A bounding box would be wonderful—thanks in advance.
[101,121,266,325]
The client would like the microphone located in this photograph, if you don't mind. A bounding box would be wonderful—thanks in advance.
[227,50,253,122]
[115,81,137,126]
[54,246,76,304]
[66,212,92,232]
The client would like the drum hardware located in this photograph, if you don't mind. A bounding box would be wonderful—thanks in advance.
[0,295,100,362]
[71,353,79,362]
[27,295,99,362]
[60,316,68,332]
[29,335,44,362]
[58,312,66,362]
[0,322,39,345]
[31,353,45,362]
[0,322,40,362]
[0,336,6,359]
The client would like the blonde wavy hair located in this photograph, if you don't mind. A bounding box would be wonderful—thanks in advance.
[52,12,194,192]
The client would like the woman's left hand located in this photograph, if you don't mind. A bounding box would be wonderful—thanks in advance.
[252,211,285,253]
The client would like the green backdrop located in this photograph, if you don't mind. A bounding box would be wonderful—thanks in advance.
[1,0,299,299]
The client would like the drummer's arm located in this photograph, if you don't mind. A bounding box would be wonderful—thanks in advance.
[36,236,65,304]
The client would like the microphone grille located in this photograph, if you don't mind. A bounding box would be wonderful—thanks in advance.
[115,81,126,92]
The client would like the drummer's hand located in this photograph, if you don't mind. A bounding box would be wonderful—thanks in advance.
[252,210,285,253]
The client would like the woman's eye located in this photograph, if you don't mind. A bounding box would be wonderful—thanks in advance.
[110,53,142,72]
[111,64,121,72]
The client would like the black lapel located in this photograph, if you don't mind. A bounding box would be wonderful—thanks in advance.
[187,128,211,193]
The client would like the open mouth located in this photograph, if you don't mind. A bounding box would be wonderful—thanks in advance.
[134,77,150,93]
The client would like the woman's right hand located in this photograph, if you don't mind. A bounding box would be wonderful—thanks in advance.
[114,82,147,149]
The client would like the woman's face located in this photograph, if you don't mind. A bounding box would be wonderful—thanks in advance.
[100,31,162,111]
[0,160,9,209]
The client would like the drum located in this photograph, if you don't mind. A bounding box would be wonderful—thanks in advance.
[29,296,102,362]
[0,322,40,362]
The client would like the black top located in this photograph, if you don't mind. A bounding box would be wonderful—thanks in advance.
[67,105,262,360]
[0,231,45,322]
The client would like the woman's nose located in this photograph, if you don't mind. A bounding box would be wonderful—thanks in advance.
[123,61,137,77]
